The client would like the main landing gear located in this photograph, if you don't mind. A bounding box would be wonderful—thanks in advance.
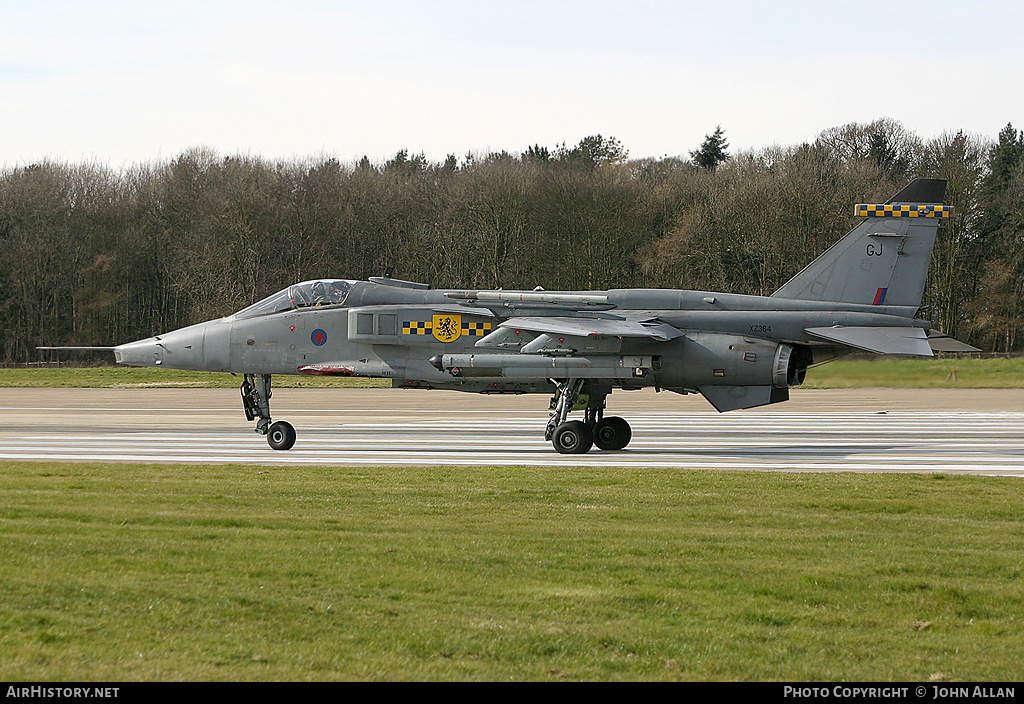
[545,379,632,454]
[240,373,296,451]
[238,373,628,454]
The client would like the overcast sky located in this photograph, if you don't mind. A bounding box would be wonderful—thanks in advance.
[2,0,1021,167]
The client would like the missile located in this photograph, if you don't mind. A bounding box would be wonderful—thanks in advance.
[428,353,660,379]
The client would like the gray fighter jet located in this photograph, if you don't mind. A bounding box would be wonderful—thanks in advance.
[42,178,976,453]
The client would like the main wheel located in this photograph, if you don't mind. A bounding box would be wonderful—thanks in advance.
[267,420,296,451]
[593,416,631,451]
[552,421,593,454]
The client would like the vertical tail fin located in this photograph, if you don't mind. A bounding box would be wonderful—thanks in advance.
[771,179,950,313]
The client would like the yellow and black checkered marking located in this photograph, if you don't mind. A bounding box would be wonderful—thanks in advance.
[462,321,493,336]
[402,321,432,335]
[855,204,954,218]
[402,319,493,337]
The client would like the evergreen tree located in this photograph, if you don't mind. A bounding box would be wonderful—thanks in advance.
[867,131,912,177]
[522,144,551,164]
[979,123,1024,240]
[690,126,730,170]
[554,135,628,169]
[972,123,1024,351]
[987,123,1024,188]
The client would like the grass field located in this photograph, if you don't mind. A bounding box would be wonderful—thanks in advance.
[1,462,1022,682]
[802,356,1024,389]
[0,367,387,388]
[3,357,1022,682]
[3,356,1023,388]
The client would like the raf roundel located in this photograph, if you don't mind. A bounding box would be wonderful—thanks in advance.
[311,329,328,346]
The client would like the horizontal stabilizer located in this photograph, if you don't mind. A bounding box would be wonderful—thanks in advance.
[805,326,933,356]
[498,316,683,340]
[699,385,789,412]
[927,331,981,353]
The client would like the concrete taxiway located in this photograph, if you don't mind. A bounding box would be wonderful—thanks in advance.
[2,387,1023,474]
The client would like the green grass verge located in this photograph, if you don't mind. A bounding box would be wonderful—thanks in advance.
[1,462,1021,681]
[0,367,388,388]
[802,356,1024,388]
[5,356,1024,388]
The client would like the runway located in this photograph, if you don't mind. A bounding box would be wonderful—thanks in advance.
[2,387,1023,475]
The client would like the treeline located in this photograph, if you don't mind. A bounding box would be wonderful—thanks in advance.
[2,119,1023,363]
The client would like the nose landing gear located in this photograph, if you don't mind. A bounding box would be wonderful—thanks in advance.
[241,373,296,450]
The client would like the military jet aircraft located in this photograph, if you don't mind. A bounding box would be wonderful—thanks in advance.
[42,178,976,453]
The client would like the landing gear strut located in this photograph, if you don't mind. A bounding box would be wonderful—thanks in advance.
[240,373,295,450]
[546,379,631,454]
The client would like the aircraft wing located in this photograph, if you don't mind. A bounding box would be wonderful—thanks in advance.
[804,326,934,356]
[498,316,684,341]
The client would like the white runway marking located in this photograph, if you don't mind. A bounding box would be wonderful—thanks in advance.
[3,409,1024,475]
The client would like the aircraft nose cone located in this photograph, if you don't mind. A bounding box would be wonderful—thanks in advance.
[115,321,222,371]
[114,338,162,367]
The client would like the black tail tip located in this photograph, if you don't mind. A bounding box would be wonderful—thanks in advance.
[887,179,947,204]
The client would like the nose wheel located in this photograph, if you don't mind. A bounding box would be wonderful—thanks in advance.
[266,420,296,451]
[241,373,296,450]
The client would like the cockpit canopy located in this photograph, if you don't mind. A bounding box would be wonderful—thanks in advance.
[233,279,357,319]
